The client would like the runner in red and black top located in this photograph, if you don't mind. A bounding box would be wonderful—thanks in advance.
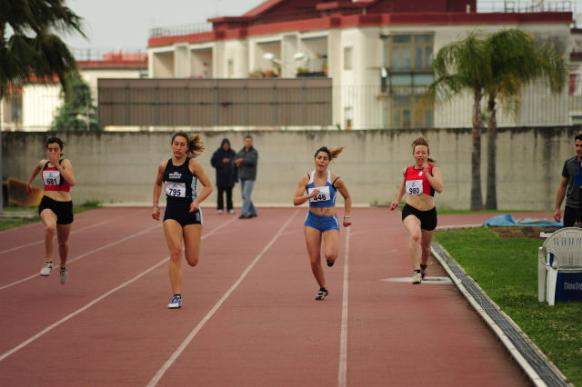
[26,137,76,284]
[152,132,213,309]
[390,137,444,284]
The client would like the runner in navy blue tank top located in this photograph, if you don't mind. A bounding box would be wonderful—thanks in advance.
[152,132,213,309]
[293,146,352,301]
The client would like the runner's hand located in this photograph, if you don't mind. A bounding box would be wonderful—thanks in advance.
[152,206,160,221]
[189,201,200,213]
[389,201,399,211]
[26,183,32,194]
[308,189,319,199]
[553,208,562,222]
[343,216,352,227]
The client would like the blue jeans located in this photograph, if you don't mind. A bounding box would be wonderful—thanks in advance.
[240,179,257,216]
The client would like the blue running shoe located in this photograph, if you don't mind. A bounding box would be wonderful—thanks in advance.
[167,294,182,309]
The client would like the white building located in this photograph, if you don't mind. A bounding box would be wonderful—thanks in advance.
[148,0,574,129]
[0,52,147,131]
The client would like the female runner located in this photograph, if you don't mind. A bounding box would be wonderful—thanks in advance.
[152,132,213,309]
[293,146,352,300]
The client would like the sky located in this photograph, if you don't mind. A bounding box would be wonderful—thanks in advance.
[64,0,265,51]
[63,0,582,52]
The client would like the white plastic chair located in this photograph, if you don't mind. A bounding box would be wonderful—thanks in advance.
[538,227,582,306]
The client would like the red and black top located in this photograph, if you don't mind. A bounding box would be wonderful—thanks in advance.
[403,164,435,197]
[42,160,71,192]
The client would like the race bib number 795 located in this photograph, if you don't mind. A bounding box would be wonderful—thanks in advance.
[165,182,186,198]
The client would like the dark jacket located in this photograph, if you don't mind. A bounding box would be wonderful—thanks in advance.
[211,139,238,188]
[236,146,258,181]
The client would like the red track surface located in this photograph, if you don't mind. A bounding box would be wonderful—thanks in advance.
[0,208,540,386]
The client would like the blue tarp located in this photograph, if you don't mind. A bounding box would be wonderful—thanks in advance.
[484,214,562,227]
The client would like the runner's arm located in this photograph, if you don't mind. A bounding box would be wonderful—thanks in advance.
[293,176,313,206]
[190,159,213,207]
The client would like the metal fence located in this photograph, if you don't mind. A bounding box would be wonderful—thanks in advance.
[3,81,582,131]
[149,23,213,38]
[97,78,333,127]
[477,0,573,13]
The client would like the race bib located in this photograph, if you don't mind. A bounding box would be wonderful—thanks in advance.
[406,180,423,196]
[42,170,60,186]
[308,186,331,203]
[165,182,186,198]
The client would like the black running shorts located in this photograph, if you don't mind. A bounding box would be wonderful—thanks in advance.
[401,204,437,231]
[38,196,74,225]
[164,200,203,227]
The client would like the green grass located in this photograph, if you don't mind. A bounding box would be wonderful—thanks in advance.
[436,228,582,385]
[0,201,101,231]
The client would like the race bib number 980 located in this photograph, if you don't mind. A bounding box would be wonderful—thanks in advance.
[308,186,331,203]
[165,182,186,198]
[42,171,60,186]
[405,180,423,196]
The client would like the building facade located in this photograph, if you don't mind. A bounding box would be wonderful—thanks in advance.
[148,0,574,130]
[0,52,147,131]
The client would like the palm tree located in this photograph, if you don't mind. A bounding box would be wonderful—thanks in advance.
[0,0,84,214]
[483,29,566,209]
[429,34,492,210]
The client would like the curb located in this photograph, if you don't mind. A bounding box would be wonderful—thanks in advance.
[431,242,572,387]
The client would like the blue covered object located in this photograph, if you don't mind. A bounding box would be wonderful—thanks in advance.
[484,214,562,227]
[484,214,516,226]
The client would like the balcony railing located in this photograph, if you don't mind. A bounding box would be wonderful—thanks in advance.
[149,23,213,38]
[477,0,573,13]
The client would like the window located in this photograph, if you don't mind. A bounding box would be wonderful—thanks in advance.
[387,95,433,129]
[383,34,434,71]
[343,46,353,71]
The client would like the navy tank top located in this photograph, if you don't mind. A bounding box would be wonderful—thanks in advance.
[162,158,198,202]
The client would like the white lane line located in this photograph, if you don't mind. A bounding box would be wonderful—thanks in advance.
[0,208,148,255]
[338,227,351,387]
[0,223,159,291]
[0,218,236,363]
[0,220,110,256]
[146,211,298,387]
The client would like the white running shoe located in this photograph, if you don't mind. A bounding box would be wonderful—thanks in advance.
[217,209,224,214]
[412,271,422,285]
[59,267,68,285]
[167,294,182,309]
[40,261,53,276]
[228,209,235,214]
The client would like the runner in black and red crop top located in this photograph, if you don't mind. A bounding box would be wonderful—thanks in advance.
[390,137,443,284]
[152,132,213,309]
[26,137,76,284]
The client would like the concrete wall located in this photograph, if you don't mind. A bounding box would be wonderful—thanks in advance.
[2,127,580,210]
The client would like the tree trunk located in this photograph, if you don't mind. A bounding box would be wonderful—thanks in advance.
[471,87,483,210]
[485,92,498,210]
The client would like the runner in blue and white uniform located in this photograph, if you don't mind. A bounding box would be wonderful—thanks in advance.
[293,146,352,301]
[152,132,213,309]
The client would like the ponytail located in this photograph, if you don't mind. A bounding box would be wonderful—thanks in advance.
[314,146,344,160]
[188,134,204,157]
